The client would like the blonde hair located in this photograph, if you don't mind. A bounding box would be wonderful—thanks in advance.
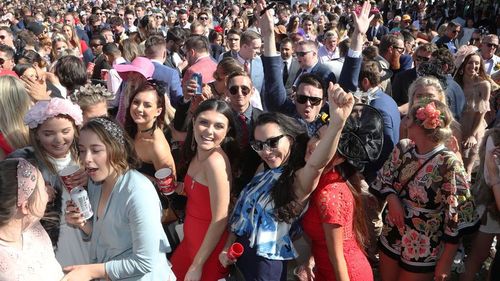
[0,76,30,149]
[62,24,82,54]
[408,76,447,108]
[408,99,453,143]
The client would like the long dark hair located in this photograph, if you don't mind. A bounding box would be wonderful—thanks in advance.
[335,161,369,252]
[181,99,239,175]
[253,112,308,223]
[124,80,167,139]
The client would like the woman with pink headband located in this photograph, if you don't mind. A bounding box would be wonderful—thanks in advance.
[9,98,90,268]
[0,158,63,280]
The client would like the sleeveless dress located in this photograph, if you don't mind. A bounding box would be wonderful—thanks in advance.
[301,170,373,281]
[460,83,490,158]
[170,174,229,280]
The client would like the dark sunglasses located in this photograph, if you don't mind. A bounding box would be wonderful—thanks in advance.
[199,16,208,20]
[251,135,286,152]
[229,85,251,96]
[486,43,499,48]
[296,50,312,57]
[392,45,405,53]
[415,56,429,62]
[155,15,163,19]
[295,94,322,106]
[96,12,103,15]
[451,30,460,34]
[0,58,4,65]
[0,35,5,40]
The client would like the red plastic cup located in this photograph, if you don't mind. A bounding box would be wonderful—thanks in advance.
[154,168,175,196]
[100,69,109,80]
[59,165,80,192]
[227,242,244,260]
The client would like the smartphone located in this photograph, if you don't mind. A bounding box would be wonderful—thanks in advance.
[259,2,277,16]
[191,73,203,95]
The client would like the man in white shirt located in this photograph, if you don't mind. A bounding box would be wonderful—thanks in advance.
[318,30,340,62]
[480,34,500,75]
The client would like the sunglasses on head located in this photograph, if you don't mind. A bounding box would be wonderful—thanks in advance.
[251,135,286,152]
[229,85,251,96]
[295,94,322,106]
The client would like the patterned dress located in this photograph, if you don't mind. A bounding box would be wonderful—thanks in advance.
[371,139,479,272]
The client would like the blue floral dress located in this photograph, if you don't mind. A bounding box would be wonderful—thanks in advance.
[371,139,479,272]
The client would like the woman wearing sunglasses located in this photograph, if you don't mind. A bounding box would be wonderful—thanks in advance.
[220,82,354,280]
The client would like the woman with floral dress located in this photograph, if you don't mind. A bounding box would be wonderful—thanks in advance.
[371,100,479,281]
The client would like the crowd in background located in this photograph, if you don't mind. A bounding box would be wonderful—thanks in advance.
[0,0,500,280]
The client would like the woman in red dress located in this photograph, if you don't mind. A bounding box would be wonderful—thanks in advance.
[298,106,384,281]
[170,99,239,280]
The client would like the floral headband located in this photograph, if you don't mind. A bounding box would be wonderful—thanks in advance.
[24,98,83,129]
[415,102,444,130]
[91,117,125,145]
[15,158,38,207]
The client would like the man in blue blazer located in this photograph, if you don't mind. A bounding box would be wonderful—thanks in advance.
[236,30,265,109]
[144,35,183,108]
[259,3,365,136]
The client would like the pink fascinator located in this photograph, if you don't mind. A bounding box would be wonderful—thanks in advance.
[24,98,83,129]
[15,158,38,206]
[454,45,478,69]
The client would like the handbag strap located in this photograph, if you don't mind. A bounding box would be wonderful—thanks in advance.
[397,147,447,195]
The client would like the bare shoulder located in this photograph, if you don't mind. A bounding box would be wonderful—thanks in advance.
[205,148,230,170]
[476,80,491,91]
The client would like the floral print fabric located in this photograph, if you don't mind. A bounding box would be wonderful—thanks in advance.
[371,139,479,272]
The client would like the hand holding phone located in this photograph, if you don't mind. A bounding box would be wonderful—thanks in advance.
[191,73,203,95]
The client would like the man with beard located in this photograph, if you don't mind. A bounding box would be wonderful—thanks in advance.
[375,33,407,94]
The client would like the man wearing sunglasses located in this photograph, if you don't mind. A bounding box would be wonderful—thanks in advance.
[0,26,15,49]
[226,70,263,190]
[0,44,15,71]
[292,40,336,90]
[435,21,460,54]
[260,0,365,136]
[480,34,500,76]
[392,42,436,109]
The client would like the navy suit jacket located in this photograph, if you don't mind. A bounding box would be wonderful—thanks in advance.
[367,25,389,41]
[391,68,417,106]
[262,55,360,118]
[152,61,183,108]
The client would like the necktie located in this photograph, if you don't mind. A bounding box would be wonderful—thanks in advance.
[283,61,289,83]
[244,60,250,75]
[239,114,249,148]
[293,68,305,87]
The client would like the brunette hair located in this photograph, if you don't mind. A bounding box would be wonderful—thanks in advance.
[182,99,239,173]
[254,112,309,223]
[454,53,488,87]
[81,117,139,176]
[124,80,167,138]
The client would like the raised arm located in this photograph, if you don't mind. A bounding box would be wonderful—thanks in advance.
[338,1,373,92]
[258,0,296,115]
[294,83,354,201]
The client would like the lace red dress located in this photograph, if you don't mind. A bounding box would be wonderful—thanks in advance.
[301,170,373,281]
[170,174,229,280]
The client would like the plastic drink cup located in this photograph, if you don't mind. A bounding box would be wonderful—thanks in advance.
[155,168,175,195]
[59,165,80,192]
[227,242,244,260]
[101,69,109,80]
[70,187,93,220]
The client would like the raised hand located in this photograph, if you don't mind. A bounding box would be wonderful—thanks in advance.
[327,82,354,124]
[352,1,374,35]
[255,0,274,37]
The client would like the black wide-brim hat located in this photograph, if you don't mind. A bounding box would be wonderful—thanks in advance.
[337,104,384,170]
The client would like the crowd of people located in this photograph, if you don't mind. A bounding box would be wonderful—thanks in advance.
[0,0,499,281]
